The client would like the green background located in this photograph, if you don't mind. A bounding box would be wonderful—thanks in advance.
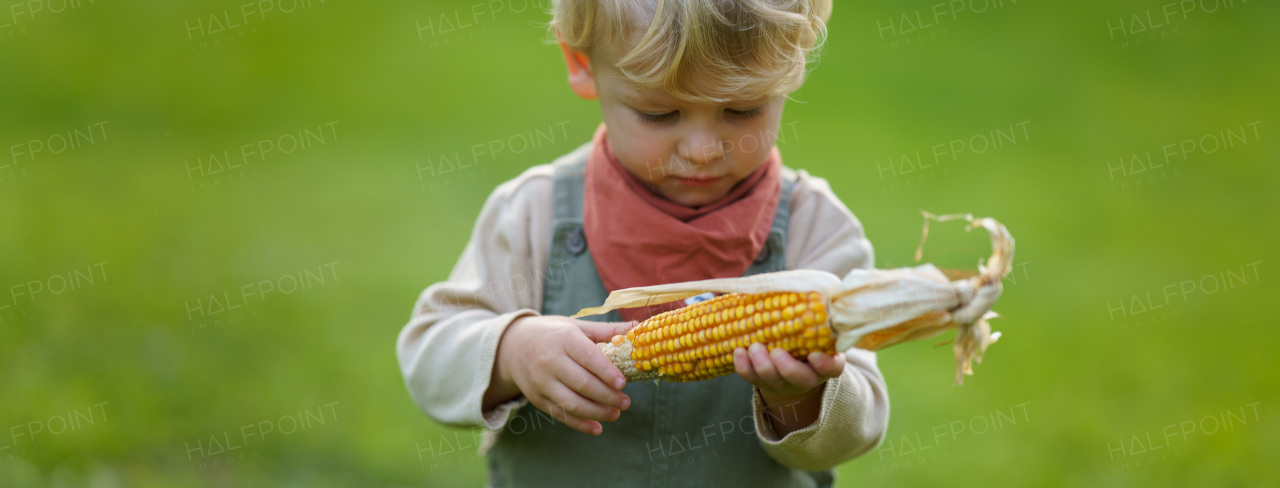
[2,0,1278,486]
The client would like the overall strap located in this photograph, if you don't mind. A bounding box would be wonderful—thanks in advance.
[744,168,799,275]
[550,145,589,224]
[541,144,618,321]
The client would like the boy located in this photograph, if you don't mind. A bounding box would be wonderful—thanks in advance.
[398,1,888,486]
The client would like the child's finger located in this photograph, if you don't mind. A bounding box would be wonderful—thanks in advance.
[530,392,602,436]
[747,344,785,389]
[807,352,846,378]
[574,319,638,343]
[544,381,621,424]
[564,336,627,390]
[771,348,820,387]
[732,347,760,383]
[555,362,631,411]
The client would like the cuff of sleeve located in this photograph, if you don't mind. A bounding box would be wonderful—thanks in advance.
[474,308,539,430]
[752,373,846,445]
[479,396,529,455]
[752,368,865,470]
[482,396,529,431]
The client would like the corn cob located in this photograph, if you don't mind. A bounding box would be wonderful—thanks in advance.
[598,291,835,382]
[587,213,1014,385]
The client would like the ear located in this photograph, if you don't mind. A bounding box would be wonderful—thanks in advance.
[558,39,598,100]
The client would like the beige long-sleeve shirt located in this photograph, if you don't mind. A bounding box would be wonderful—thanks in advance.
[396,144,890,471]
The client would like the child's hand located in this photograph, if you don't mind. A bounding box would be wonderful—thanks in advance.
[733,344,844,434]
[489,316,636,436]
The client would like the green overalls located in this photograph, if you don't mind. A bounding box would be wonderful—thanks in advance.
[487,149,834,488]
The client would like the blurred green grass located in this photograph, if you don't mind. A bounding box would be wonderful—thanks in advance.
[2,0,1278,486]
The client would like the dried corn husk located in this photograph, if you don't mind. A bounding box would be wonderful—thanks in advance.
[575,212,1015,384]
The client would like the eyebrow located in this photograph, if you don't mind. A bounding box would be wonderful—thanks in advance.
[619,87,678,107]
[621,88,769,109]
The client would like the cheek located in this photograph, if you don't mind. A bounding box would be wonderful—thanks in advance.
[724,127,777,173]
[729,131,769,158]
[747,101,786,150]
[728,111,783,158]
[610,127,674,180]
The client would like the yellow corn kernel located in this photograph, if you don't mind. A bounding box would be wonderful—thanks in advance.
[612,291,836,382]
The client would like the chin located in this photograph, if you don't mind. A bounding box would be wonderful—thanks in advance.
[665,189,727,208]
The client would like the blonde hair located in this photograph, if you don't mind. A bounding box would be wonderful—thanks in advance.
[551,0,832,103]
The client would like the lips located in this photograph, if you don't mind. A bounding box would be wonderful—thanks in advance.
[676,175,722,187]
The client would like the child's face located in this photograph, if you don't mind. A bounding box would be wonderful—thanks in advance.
[580,54,788,208]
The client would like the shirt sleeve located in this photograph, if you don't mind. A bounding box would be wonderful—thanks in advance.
[395,168,554,431]
[752,170,891,470]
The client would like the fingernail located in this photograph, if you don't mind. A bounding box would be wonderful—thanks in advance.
[620,397,631,410]
[614,377,625,389]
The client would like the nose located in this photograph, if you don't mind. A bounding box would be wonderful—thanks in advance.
[676,126,724,166]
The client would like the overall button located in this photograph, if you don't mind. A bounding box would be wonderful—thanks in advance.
[566,227,587,255]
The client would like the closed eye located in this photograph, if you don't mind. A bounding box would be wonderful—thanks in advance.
[636,110,679,125]
[725,106,765,120]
